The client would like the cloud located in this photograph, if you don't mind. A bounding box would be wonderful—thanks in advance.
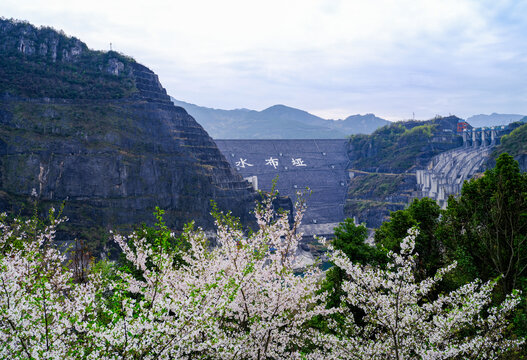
[1,0,527,119]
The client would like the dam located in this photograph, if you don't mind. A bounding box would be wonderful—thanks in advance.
[215,139,349,235]
[416,146,491,208]
[416,123,511,207]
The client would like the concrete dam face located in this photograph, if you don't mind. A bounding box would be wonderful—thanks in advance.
[416,145,493,208]
[416,124,512,207]
[215,139,349,233]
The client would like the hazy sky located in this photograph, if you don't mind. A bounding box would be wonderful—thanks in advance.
[2,0,527,120]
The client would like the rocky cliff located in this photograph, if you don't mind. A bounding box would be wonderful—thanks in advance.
[0,18,255,245]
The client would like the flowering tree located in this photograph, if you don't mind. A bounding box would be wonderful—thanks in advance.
[313,227,524,360]
[202,195,329,359]
[1,200,524,359]
[1,193,327,359]
[0,211,96,359]
[88,193,328,359]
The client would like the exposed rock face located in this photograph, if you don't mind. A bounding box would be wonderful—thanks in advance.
[345,172,417,228]
[0,19,255,243]
[516,155,527,172]
[1,19,86,62]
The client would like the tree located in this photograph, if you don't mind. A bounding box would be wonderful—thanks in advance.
[1,193,328,359]
[375,197,442,278]
[321,219,386,308]
[312,228,524,360]
[442,153,527,296]
[1,188,525,359]
[0,211,95,359]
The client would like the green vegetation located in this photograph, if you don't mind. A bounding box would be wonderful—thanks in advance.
[1,154,526,358]
[344,199,402,213]
[347,173,407,199]
[348,118,461,172]
[0,19,137,99]
[441,153,527,295]
[493,122,527,159]
[344,172,414,228]
[320,219,386,308]
[344,153,526,344]
[366,154,527,297]
[0,53,137,100]
[375,197,442,278]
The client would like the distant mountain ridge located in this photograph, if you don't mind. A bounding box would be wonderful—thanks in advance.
[171,98,389,139]
[466,113,525,128]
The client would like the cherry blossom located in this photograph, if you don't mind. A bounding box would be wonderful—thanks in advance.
[312,227,524,360]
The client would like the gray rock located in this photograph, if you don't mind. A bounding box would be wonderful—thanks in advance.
[0,18,257,246]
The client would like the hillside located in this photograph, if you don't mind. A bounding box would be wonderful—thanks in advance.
[0,18,255,246]
[345,116,464,227]
[171,98,389,139]
[347,116,463,173]
[492,121,527,171]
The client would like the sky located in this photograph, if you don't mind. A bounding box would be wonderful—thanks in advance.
[2,0,527,121]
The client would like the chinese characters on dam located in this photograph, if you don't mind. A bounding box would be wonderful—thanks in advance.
[236,157,308,169]
[215,139,349,225]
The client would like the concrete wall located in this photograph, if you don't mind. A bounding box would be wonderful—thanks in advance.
[215,139,349,225]
[462,126,508,147]
[416,146,491,208]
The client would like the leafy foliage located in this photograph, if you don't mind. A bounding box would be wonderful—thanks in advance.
[0,169,526,358]
[0,193,330,359]
[348,117,462,172]
[442,153,527,296]
[321,220,386,309]
[375,197,442,278]
[0,18,136,99]
[493,122,527,159]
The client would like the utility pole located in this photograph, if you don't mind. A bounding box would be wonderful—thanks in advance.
[110,42,112,51]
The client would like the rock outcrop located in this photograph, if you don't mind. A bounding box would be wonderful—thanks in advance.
[0,18,255,245]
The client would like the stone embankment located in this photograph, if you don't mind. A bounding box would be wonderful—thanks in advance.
[416,146,492,208]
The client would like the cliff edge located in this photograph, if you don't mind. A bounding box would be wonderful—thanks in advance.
[0,18,256,245]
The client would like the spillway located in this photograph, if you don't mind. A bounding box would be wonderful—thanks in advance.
[416,146,491,208]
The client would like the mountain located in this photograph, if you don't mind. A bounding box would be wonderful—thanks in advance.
[0,18,255,246]
[171,98,389,139]
[466,113,525,128]
[336,114,392,135]
[347,116,463,173]
[492,121,527,171]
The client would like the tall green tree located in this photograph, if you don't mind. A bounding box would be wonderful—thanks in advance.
[375,197,442,278]
[442,153,527,296]
[321,219,386,308]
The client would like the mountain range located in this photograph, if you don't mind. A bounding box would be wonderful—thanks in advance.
[171,98,390,139]
[466,113,525,128]
[172,98,525,139]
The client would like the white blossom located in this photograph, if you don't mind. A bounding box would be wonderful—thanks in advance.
[311,227,524,360]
